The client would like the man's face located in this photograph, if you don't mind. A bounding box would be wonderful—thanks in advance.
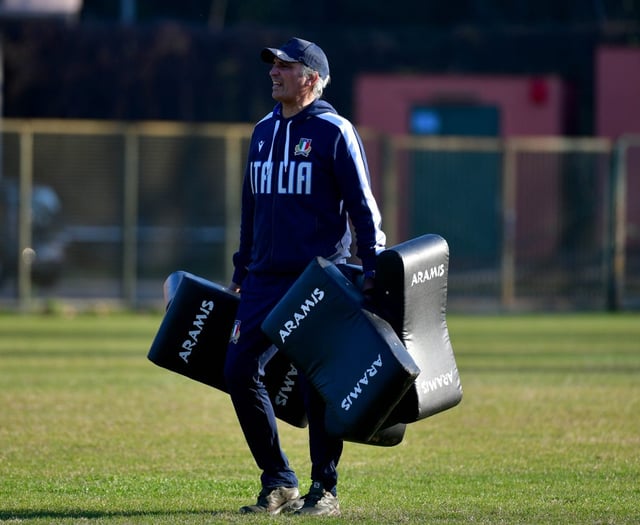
[269,58,308,104]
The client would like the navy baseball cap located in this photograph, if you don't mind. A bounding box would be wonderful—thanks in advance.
[261,37,330,80]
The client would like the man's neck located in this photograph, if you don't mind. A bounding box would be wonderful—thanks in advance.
[281,96,317,119]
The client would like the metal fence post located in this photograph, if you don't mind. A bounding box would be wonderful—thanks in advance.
[607,138,628,311]
[122,126,139,307]
[381,135,398,246]
[224,130,243,283]
[501,139,517,310]
[17,126,33,311]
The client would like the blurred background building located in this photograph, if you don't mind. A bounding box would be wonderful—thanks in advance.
[1,0,639,311]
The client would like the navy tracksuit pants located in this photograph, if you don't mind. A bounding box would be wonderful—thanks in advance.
[223,271,343,495]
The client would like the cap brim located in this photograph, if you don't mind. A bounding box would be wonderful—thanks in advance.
[261,47,297,64]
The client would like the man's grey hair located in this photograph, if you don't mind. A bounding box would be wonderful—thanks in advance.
[302,64,331,98]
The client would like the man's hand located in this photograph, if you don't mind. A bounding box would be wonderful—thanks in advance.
[362,276,375,294]
[229,281,241,293]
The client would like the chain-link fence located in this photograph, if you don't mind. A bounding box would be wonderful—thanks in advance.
[0,120,251,307]
[1,119,638,312]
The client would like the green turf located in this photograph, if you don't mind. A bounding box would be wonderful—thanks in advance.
[0,312,638,524]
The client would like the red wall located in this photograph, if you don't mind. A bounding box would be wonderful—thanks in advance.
[596,47,640,251]
[355,74,566,136]
[596,47,640,138]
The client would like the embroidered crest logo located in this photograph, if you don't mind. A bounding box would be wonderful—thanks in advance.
[294,138,312,157]
[230,320,241,344]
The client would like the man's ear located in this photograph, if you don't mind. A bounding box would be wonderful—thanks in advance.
[307,71,319,86]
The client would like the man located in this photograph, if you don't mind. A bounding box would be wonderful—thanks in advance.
[224,37,386,517]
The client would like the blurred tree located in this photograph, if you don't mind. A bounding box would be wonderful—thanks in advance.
[80,0,640,27]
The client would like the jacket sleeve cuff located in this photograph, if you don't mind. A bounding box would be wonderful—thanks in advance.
[231,267,248,287]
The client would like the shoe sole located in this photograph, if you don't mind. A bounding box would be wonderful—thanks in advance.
[295,507,341,517]
[240,499,302,515]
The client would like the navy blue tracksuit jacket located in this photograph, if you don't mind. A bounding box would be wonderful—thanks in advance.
[231,99,385,284]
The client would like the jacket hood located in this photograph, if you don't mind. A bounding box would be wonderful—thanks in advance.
[273,99,338,120]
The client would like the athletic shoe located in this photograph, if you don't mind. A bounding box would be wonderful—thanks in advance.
[295,481,341,516]
[239,486,302,515]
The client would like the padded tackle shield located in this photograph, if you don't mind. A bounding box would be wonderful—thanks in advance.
[147,271,307,428]
[376,234,463,423]
[261,258,420,443]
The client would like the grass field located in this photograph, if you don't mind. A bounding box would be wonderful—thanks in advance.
[0,311,638,524]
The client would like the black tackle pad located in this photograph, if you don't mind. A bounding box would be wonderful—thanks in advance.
[375,234,463,423]
[261,258,420,443]
[147,271,307,428]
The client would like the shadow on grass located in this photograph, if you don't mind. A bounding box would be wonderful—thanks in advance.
[0,509,227,521]
[459,363,640,374]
